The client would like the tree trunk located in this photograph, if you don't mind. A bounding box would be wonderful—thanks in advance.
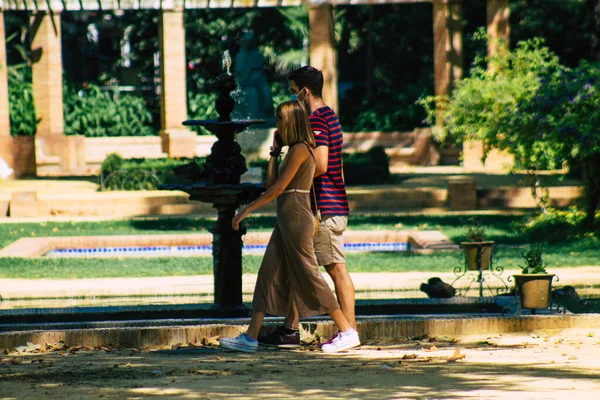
[582,154,600,229]
[588,0,600,61]
[366,6,375,100]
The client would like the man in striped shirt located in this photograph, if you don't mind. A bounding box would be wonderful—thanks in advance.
[259,66,356,349]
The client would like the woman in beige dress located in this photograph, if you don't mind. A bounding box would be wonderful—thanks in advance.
[220,101,360,354]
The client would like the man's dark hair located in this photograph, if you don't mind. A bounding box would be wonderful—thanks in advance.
[287,66,323,97]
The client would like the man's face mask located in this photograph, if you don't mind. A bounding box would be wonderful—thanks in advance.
[296,88,307,102]
[291,88,307,102]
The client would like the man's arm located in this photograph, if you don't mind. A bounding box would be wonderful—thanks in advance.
[313,146,328,177]
[310,115,330,177]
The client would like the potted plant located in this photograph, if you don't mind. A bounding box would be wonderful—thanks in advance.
[513,244,555,310]
[461,221,494,271]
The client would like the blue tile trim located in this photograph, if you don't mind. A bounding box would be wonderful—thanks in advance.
[45,242,411,257]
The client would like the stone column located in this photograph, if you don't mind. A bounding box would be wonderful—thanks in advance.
[31,12,64,138]
[463,0,513,170]
[486,0,511,59]
[30,11,85,176]
[0,10,15,179]
[433,0,463,98]
[159,9,195,158]
[309,4,339,113]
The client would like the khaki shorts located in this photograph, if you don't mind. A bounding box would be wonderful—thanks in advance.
[313,215,347,266]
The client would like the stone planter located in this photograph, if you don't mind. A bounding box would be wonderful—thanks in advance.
[513,274,555,309]
[461,241,494,270]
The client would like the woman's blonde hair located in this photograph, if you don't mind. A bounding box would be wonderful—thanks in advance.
[275,101,315,148]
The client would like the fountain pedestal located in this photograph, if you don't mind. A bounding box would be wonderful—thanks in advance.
[159,70,266,315]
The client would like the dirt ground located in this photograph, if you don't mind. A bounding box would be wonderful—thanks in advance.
[1,328,599,400]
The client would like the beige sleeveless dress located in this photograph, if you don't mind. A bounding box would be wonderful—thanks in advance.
[252,143,341,317]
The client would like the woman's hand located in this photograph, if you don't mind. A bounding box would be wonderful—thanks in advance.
[273,130,283,148]
[232,207,248,230]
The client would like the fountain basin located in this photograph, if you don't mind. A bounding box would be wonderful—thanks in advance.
[158,182,264,205]
[183,119,267,134]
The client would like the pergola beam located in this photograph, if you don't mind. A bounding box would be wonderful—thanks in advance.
[3,0,434,11]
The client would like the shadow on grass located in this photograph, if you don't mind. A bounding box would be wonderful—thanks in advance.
[127,215,278,232]
[350,214,523,244]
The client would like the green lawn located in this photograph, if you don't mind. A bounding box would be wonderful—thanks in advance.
[0,214,598,279]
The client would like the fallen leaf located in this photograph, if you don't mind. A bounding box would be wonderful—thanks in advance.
[447,348,466,363]
[438,336,459,343]
[46,341,68,352]
[15,342,42,353]
[401,354,418,360]
[423,345,439,352]
[201,336,220,347]
[301,338,319,346]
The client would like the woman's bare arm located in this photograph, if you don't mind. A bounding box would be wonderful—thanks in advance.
[265,155,279,188]
[232,144,309,230]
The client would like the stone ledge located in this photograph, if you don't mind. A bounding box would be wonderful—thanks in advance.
[0,230,457,257]
[1,314,598,349]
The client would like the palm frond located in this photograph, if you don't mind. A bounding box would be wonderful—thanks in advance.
[274,50,307,73]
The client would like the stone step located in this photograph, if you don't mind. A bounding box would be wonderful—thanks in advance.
[1,313,598,349]
[3,183,583,218]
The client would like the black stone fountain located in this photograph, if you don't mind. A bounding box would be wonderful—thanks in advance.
[159,53,266,315]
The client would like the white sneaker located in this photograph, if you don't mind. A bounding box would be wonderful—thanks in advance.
[220,333,258,353]
[321,329,360,353]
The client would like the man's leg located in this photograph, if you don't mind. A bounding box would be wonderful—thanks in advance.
[284,299,300,330]
[325,262,356,329]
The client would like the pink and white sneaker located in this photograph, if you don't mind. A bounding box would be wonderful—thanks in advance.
[321,329,360,353]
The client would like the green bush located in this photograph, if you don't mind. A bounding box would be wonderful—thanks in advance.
[343,147,391,185]
[100,153,125,177]
[420,33,600,227]
[187,92,218,134]
[64,83,156,137]
[8,64,37,136]
[513,207,600,242]
[100,153,207,191]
